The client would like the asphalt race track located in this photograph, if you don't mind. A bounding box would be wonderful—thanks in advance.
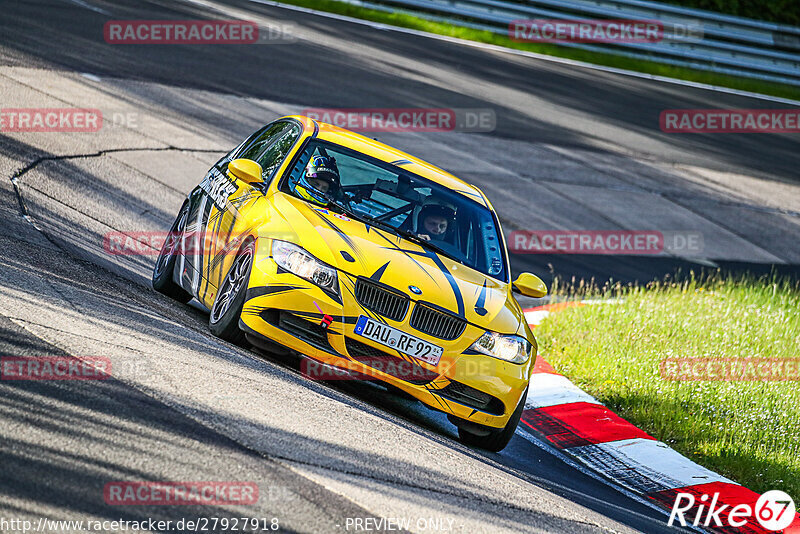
[1,1,798,533]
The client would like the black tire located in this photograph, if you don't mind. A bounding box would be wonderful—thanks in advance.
[152,202,193,303]
[209,240,255,345]
[457,388,527,452]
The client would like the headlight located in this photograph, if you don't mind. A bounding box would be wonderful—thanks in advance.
[272,240,338,294]
[470,332,531,364]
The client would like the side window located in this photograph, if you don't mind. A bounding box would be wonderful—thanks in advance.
[237,122,286,161]
[212,122,281,171]
[286,144,312,187]
[465,220,475,264]
[256,124,301,183]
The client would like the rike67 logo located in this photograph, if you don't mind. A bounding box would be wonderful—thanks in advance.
[669,490,796,531]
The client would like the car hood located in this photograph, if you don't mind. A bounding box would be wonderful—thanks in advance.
[265,193,524,334]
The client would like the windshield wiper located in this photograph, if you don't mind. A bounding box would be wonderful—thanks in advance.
[392,227,464,264]
[327,199,392,231]
[327,199,462,264]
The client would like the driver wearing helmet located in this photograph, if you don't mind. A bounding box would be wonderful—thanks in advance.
[416,200,456,242]
[293,155,340,206]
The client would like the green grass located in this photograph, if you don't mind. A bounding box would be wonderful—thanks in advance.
[278,0,800,101]
[534,273,800,498]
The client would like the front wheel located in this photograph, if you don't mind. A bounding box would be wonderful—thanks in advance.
[457,389,527,452]
[152,203,192,303]
[209,240,255,345]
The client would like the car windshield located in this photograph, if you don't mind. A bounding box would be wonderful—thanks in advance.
[281,140,508,281]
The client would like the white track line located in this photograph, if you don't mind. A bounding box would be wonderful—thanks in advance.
[524,309,551,327]
[526,372,602,408]
[249,0,800,106]
[62,0,110,15]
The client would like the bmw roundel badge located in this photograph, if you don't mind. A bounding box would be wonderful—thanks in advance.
[409,285,422,295]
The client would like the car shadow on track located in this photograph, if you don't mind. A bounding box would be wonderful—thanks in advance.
[0,314,614,534]
[246,345,696,534]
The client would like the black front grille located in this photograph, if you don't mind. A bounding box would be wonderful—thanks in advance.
[437,381,505,415]
[354,278,409,321]
[345,338,438,385]
[409,303,466,340]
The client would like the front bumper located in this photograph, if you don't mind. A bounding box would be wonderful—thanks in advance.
[241,239,531,429]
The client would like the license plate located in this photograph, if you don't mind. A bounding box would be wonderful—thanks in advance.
[354,315,443,366]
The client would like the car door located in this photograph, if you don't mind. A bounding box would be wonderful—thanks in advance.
[176,121,287,302]
[196,120,303,308]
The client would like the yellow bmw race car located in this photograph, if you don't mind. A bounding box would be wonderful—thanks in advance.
[152,115,548,451]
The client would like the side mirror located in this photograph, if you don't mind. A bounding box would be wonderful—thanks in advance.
[228,158,263,184]
[512,273,548,298]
